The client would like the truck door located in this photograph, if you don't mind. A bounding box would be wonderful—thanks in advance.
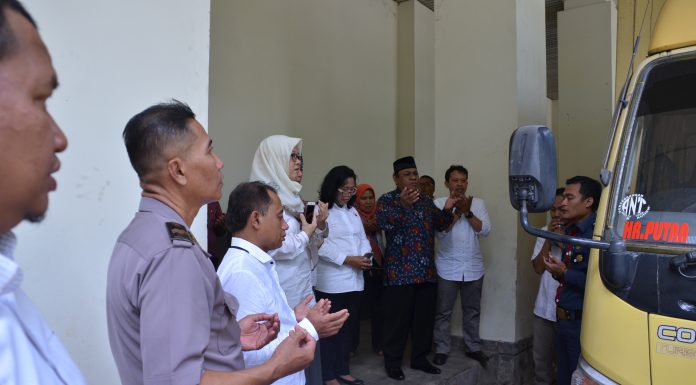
[608,51,696,383]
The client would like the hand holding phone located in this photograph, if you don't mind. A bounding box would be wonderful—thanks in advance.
[304,202,316,224]
[364,252,374,264]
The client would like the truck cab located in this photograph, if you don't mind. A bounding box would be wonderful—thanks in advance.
[509,1,696,383]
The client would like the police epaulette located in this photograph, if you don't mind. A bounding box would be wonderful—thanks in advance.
[166,222,194,244]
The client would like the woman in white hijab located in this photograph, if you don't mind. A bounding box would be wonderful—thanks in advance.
[249,135,329,310]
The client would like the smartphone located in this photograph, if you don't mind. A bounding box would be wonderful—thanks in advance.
[304,202,316,224]
[364,252,374,263]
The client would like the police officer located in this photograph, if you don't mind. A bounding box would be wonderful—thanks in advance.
[106,101,315,385]
[543,176,601,385]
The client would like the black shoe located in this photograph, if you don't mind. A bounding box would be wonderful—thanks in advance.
[337,376,365,385]
[410,362,441,374]
[386,368,405,380]
[433,353,448,366]
[465,351,489,367]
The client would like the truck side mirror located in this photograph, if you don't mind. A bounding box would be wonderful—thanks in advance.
[508,125,558,212]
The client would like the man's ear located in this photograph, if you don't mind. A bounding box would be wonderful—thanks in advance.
[249,210,262,230]
[585,197,594,209]
[167,158,187,186]
[392,175,399,186]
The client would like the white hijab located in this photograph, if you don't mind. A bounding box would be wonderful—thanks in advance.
[249,135,305,213]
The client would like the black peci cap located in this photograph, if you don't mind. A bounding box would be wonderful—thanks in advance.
[393,156,417,175]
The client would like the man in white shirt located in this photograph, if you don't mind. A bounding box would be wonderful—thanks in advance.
[0,2,86,383]
[530,188,564,385]
[432,165,491,367]
[218,181,349,385]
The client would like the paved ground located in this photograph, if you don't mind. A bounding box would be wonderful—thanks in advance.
[348,320,482,385]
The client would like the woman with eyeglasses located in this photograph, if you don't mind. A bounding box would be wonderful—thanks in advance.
[315,166,372,385]
[249,134,329,385]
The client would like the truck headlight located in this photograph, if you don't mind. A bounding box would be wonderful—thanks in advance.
[571,356,618,385]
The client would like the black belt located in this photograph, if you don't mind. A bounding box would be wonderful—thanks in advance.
[556,307,582,321]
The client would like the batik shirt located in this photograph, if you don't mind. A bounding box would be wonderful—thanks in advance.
[376,189,454,286]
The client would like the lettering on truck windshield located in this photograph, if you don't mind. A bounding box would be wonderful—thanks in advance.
[623,221,689,242]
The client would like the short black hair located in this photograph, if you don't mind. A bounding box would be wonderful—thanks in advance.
[555,187,565,197]
[0,1,36,62]
[123,100,196,179]
[445,165,468,182]
[566,176,601,212]
[419,175,435,185]
[226,181,277,234]
[319,165,357,209]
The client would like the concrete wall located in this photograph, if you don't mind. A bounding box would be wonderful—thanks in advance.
[396,0,435,177]
[556,0,617,182]
[210,0,398,204]
[514,0,549,342]
[413,1,436,179]
[14,1,211,384]
[434,0,546,342]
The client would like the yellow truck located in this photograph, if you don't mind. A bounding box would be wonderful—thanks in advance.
[509,0,696,383]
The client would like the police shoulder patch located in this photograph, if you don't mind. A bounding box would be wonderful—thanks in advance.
[166,222,194,244]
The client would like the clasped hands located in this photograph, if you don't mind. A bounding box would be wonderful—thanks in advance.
[293,294,349,338]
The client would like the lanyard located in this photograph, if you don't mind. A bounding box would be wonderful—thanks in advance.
[230,245,249,254]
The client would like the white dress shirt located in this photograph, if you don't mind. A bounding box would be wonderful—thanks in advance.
[316,205,372,293]
[531,227,561,322]
[217,237,319,385]
[434,197,491,282]
[0,232,87,385]
[268,211,316,309]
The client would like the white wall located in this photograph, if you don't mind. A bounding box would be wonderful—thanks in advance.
[14,1,211,384]
[210,0,398,205]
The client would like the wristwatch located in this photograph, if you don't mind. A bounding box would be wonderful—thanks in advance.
[464,211,474,219]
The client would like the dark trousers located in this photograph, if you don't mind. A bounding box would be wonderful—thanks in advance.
[557,318,581,385]
[532,315,557,385]
[362,269,384,352]
[382,283,437,370]
[304,342,322,385]
[315,290,361,381]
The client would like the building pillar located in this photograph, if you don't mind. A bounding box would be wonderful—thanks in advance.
[434,0,546,382]
[557,0,617,182]
[396,0,435,176]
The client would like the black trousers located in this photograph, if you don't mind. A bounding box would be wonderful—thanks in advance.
[382,282,437,369]
[315,290,362,381]
[362,268,384,352]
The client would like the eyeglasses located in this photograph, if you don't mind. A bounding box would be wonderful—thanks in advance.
[338,187,357,196]
[290,153,303,162]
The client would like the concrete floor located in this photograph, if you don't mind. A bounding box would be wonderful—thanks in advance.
[348,320,482,385]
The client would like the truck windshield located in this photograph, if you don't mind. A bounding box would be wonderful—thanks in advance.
[614,54,696,246]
